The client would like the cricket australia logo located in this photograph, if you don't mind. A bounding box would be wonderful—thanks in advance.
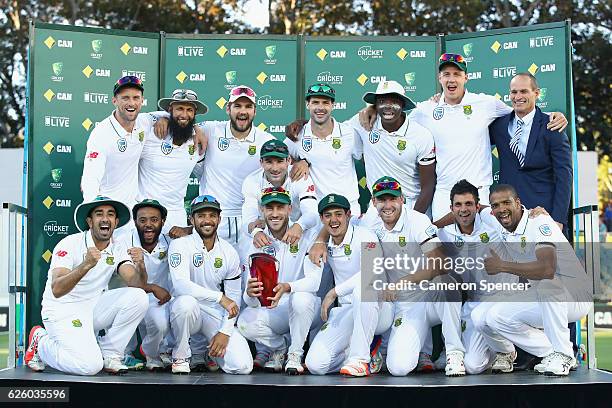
[302,137,312,152]
[161,141,173,155]
[117,138,127,152]
[218,137,230,151]
[169,253,181,268]
[193,253,204,267]
[369,130,381,144]
[433,107,444,120]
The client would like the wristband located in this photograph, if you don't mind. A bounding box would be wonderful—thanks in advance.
[313,241,327,245]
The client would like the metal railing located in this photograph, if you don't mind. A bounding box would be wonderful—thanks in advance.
[1,203,27,369]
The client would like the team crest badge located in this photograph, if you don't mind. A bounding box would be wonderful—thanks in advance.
[218,137,230,151]
[455,235,464,248]
[302,137,312,152]
[397,139,406,151]
[289,243,299,254]
[105,256,114,265]
[262,245,276,257]
[72,319,82,328]
[369,130,381,144]
[214,257,223,268]
[433,107,444,120]
[343,244,352,256]
[158,251,167,260]
[521,236,527,248]
[463,105,473,116]
[188,144,195,156]
[117,138,127,152]
[539,224,552,236]
[169,253,181,268]
[248,145,257,156]
[399,236,406,247]
[394,317,402,327]
[332,138,341,150]
[461,320,467,332]
[479,232,490,243]
[193,253,204,267]
[138,131,145,142]
[320,322,329,331]
[161,141,173,155]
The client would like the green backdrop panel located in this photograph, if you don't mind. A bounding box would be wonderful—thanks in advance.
[27,23,160,327]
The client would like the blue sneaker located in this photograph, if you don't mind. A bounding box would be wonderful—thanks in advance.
[123,354,145,370]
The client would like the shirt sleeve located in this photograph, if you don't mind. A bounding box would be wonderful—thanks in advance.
[290,257,324,293]
[219,249,242,336]
[292,177,318,231]
[349,126,363,160]
[490,96,513,122]
[410,212,440,250]
[168,240,223,303]
[241,174,262,236]
[80,131,107,202]
[416,128,436,166]
[284,137,301,160]
[49,236,77,271]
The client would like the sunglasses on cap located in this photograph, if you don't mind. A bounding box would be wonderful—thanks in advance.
[191,195,219,205]
[439,53,465,63]
[372,181,401,193]
[261,187,290,196]
[261,143,288,155]
[230,86,256,97]
[113,75,143,94]
[307,84,335,95]
[172,89,198,100]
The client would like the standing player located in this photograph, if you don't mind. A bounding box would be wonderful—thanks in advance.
[359,54,567,222]
[476,185,591,376]
[80,76,152,238]
[238,187,321,375]
[304,194,389,375]
[138,90,207,235]
[342,177,465,377]
[284,84,363,215]
[25,196,149,375]
[242,139,318,248]
[168,195,253,375]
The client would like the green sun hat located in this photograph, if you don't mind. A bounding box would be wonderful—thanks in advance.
[74,196,131,232]
[372,176,403,198]
[318,193,351,214]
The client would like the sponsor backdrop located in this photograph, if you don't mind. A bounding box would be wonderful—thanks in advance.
[27,24,161,327]
[26,22,573,327]
[444,23,571,184]
[162,35,300,206]
[304,37,440,207]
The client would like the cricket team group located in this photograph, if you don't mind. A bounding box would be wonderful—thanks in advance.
[24,52,592,379]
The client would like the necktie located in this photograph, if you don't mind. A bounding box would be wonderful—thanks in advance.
[510,118,525,167]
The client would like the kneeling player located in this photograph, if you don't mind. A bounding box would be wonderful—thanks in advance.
[168,195,253,375]
[238,187,321,374]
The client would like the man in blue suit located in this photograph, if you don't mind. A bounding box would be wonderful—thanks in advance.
[489,73,572,233]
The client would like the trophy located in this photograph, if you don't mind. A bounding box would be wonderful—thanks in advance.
[248,253,280,307]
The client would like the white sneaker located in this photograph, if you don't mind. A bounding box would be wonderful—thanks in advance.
[534,353,555,374]
[416,352,434,373]
[25,326,47,372]
[159,352,172,368]
[103,356,128,375]
[491,351,517,374]
[434,349,447,371]
[264,348,286,372]
[445,350,466,377]
[285,352,304,375]
[544,352,575,377]
[253,349,271,370]
[172,358,190,375]
[146,356,165,372]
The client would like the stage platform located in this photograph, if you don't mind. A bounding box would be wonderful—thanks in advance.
[1,366,611,407]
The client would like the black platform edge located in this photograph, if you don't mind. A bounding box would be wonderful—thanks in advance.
[1,367,611,408]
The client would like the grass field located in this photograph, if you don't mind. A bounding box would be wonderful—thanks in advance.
[0,332,8,369]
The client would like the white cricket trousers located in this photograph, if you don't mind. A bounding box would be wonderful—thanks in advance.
[140,294,171,358]
[432,185,490,222]
[170,295,253,374]
[161,208,188,234]
[386,300,464,376]
[462,301,496,374]
[305,287,391,375]
[38,287,149,375]
[474,300,592,358]
[220,215,243,253]
[237,292,320,356]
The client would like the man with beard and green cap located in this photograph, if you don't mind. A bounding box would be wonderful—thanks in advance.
[25,196,149,376]
[138,89,208,236]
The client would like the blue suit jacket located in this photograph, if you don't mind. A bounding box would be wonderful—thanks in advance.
[489,107,572,225]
